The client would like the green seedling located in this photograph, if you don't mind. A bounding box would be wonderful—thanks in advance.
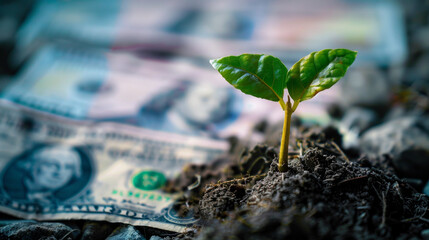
[210,49,357,172]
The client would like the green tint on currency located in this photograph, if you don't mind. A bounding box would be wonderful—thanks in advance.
[132,171,167,191]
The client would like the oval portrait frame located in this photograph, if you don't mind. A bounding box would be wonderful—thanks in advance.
[0,143,94,203]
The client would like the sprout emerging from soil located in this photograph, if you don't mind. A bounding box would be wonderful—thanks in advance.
[210,49,357,172]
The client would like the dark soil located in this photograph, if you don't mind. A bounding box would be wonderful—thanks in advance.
[167,127,429,240]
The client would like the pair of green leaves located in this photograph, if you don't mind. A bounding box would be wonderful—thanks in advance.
[210,49,357,108]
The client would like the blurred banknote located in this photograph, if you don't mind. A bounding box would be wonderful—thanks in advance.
[13,0,406,66]
[2,45,342,138]
[0,100,228,232]
[4,45,306,139]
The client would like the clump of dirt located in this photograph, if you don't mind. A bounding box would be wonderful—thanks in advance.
[164,144,276,219]
[164,144,276,197]
[199,183,247,219]
[197,147,429,239]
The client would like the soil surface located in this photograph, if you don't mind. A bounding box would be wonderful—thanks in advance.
[167,127,429,240]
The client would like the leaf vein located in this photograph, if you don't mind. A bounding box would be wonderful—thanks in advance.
[219,62,283,101]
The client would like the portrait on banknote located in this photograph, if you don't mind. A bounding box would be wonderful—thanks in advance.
[1,145,93,204]
[138,81,239,136]
[103,81,241,137]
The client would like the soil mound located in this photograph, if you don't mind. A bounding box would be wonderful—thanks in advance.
[198,147,429,239]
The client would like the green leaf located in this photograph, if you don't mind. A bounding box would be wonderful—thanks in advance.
[210,54,287,102]
[286,49,357,102]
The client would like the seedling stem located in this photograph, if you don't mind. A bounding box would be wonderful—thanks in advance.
[278,96,292,172]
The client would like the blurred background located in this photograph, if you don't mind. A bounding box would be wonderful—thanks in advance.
[2,1,429,233]
[0,0,428,150]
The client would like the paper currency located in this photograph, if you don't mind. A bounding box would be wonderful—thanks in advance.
[13,0,405,66]
[2,45,345,137]
[3,45,296,139]
[0,100,228,232]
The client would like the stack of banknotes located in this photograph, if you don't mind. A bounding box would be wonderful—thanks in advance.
[0,0,405,233]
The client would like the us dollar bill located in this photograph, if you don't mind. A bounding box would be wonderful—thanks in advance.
[0,100,228,232]
[2,45,287,139]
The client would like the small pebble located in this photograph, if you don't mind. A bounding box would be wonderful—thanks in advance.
[421,229,429,240]
[81,221,114,240]
[106,225,145,240]
[360,116,429,178]
[0,221,79,240]
[150,236,164,240]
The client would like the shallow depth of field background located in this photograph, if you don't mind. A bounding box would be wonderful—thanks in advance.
[0,0,427,138]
